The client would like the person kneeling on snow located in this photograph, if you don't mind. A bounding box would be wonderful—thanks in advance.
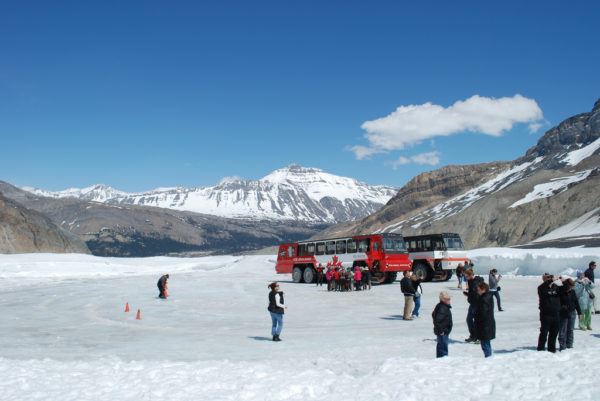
[157,274,169,299]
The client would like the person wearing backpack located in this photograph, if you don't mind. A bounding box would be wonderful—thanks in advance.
[463,269,483,343]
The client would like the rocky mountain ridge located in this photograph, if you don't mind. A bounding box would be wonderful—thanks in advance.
[322,99,600,248]
[24,165,397,224]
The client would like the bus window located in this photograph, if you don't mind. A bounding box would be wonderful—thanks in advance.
[409,240,417,251]
[278,246,286,259]
[316,242,325,255]
[373,241,380,251]
[298,244,307,256]
[326,241,336,255]
[444,237,464,250]
[434,240,445,250]
[423,239,431,251]
[383,237,405,252]
[358,239,370,253]
[287,246,296,257]
[307,243,315,255]
[336,240,346,254]
[347,239,357,253]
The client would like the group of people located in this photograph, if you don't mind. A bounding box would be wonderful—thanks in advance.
[537,261,597,352]
[429,267,497,358]
[320,265,372,292]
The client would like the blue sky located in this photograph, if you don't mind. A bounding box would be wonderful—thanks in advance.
[1,0,599,191]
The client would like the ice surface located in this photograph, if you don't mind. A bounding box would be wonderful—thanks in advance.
[1,251,600,400]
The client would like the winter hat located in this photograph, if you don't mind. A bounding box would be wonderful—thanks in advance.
[576,270,584,279]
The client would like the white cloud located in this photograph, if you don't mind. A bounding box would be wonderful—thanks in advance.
[388,151,441,169]
[352,94,544,159]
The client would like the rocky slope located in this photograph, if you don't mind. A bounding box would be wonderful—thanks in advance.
[0,193,90,254]
[322,100,600,248]
[0,182,325,257]
[24,165,397,223]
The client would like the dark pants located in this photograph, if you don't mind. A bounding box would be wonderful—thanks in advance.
[559,311,577,350]
[491,290,502,310]
[538,314,560,352]
[436,335,449,358]
[466,304,476,338]
[316,272,324,286]
[158,285,165,299]
[480,340,492,357]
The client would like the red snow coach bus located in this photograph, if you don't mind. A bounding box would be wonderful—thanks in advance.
[403,233,468,282]
[275,233,411,284]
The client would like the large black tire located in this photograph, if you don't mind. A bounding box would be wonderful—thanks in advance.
[440,270,453,281]
[303,266,316,283]
[413,262,433,282]
[384,272,398,283]
[292,267,304,283]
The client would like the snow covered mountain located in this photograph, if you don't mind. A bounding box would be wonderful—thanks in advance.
[24,165,397,223]
[324,99,600,248]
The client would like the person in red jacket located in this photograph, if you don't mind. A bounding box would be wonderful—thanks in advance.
[316,263,324,287]
[333,268,341,291]
[354,267,362,291]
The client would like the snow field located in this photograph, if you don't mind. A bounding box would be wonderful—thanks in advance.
[1,250,600,400]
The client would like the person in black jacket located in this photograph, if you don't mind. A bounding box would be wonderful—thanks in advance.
[463,269,484,342]
[432,291,453,358]
[268,282,286,341]
[474,282,496,357]
[537,273,562,353]
[558,278,582,350]
[400,271,415,320]
[157,274,169,299]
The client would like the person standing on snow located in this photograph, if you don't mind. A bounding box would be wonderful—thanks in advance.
[575,271,595,330]
[400,271,415,320]
[456,263,465,289]
[354,267,362,291]
[325,266,333,291]
[558,278,581,351]
[432,291,453,358]
[463,269,484,343]
[268,282,286,342]
[316,263,324,287]
[537,273,562,353]
[488,269,503,312]
[411,274,423,318]
[157,274,169,299]
[474,282,496,358]
[584,261,598,313]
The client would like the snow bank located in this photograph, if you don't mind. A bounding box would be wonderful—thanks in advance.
[468,247,600,276]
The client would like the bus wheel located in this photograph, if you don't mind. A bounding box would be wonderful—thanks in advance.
[384,272,398,283]
[439,270,453,281]
[292,267,304,283]
[413,263,433,281]
[371,272,386,285]
[303,266,315,283]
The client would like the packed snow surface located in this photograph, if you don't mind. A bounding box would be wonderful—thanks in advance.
[510,169,593,208]
[561,137,600,166]
[1,249,600,400]
[532,207,600,242]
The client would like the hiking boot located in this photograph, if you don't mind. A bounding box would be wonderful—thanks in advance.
[273,335,282,342]
[465,337,475,343]
[498,308,504,312]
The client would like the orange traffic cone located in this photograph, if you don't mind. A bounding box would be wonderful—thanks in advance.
[124,302,130,312]
[136,309,141,320]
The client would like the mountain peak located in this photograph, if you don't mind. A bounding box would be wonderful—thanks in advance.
[594,98,600,112]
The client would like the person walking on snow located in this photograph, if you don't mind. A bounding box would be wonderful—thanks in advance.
[400,271,415,320]
[268,282,286,341]
[537,273,562,352]
[474,282,495,358]
[558,278,581,350]
[463,269,483,342]
[157,274,169,299]
[488,268,503,311]
[411,274,423,318]
[432,291,453,358]
[584,261,598,313]
[575,271,595,330]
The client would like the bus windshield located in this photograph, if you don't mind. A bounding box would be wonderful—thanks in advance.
[383,237,406,253]
[443,237,464,250]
